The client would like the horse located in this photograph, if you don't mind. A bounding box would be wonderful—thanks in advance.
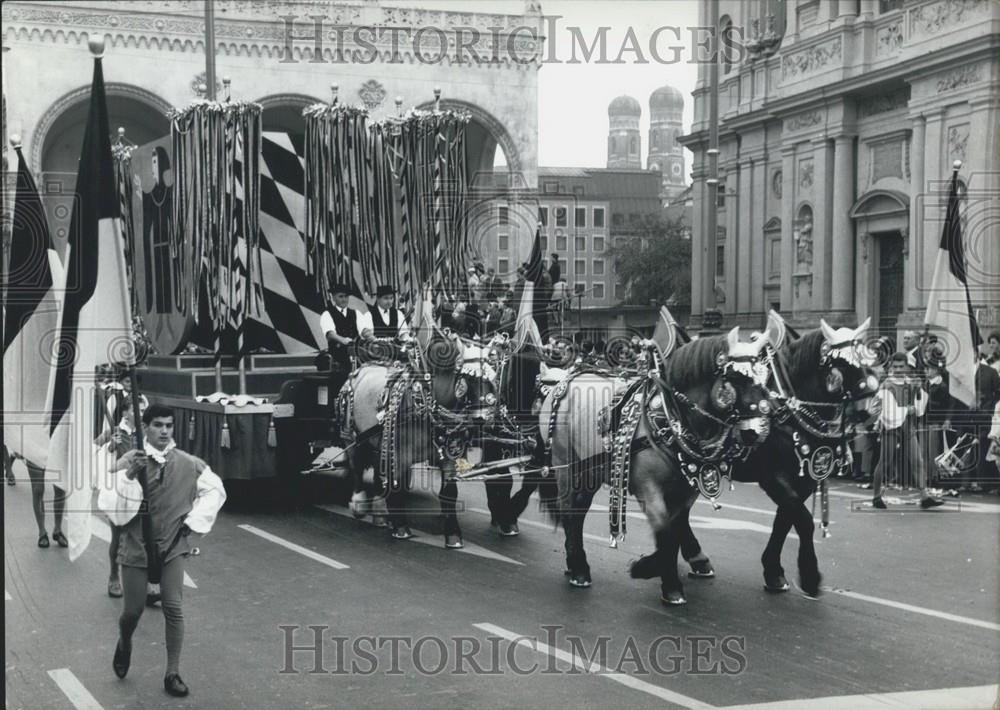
[540,327,773,604]
[341,334,500,548]
[650,315,879,599]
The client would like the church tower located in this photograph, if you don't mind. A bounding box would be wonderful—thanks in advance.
[648,84,686,201]
[607,95,641,169]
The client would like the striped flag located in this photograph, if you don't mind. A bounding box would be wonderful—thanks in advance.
[47,52,134,560]
[3,146,64,469]
[924,168,982,407]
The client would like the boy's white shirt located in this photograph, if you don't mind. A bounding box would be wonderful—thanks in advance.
[876,378,927,431]
[97,439,227,533]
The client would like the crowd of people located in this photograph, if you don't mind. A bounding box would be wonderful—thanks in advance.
[853,329,1000,507]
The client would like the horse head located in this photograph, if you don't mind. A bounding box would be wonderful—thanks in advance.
[664,327,772,448]
[817,317,880,425]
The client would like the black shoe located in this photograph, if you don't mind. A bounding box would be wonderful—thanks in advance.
[52,530,68,548]
[37,532,50,548]
[920,496,945,509]
[872,497,887,509]
[164,673,189,697]
[145,593,162,607]
[112,639,131,679]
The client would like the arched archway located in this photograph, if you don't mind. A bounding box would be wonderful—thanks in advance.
[256,93,323,135]
[415,98,522,187]
[33,83,172,251]
[850,189,910,332]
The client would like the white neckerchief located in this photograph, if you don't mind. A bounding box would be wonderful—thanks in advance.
[144,439,176,465]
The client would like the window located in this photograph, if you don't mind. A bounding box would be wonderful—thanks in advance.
[716,244,725,277]
[555,207,567,227]
[498,258,509,274]
[612,213,624,227]
[767,236,781,279]
[539,206,548,226]
[593,236,605,252]
[592,283,605,299]
[629,213,640,225]
[593,259,605,275]
[615,282,625,300]
[575,236,586,251]
[593,207,605,228]
[498,205,509,225]
[573,185,585,196]
[879,0,903,11]
[717,190,726,208]
[574,283,586,295]
[540,236,548,251]
[543,181,559,194]
[575,259,586,275]
[498,234,509,251]
[629,137,637,153]
[557,258,568,274]
[556,234,567,250]
[575,207,586,227]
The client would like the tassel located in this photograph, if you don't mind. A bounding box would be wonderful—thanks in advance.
[267,418,277,448]
[220,419,231,449]
[188,413,196,441]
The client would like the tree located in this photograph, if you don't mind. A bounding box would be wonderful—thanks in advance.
[609,214,691,306]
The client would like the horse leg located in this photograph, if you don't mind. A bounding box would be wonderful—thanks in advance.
[439,464,463,549]
[791,482,822,598]
[348,446,370,519]
[564,486,596,588]
[508,473,537,521]
[485,474,516,535]
[657,491,699,605]
[679,509,715,578]
[759,476,797,592]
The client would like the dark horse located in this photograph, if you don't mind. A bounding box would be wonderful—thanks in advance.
[648,315,879,599]
[542,328,773,604]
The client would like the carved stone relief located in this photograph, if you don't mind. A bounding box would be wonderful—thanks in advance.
[947,124,970,164]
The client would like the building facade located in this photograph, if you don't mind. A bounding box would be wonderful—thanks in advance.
[681,0,1000,338]
[2,0,542,252]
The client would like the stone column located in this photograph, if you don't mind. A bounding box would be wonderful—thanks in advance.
[812,136,833,312]
[737,158,753,313]
[691,163,706,316]
[725,165,740,311]
[967,96,1000,316]
[921,110,944,314]
[906,115,925,310]
[751,156,768,313]
[859,0,878,18]
[831,134,855,312]
[780,145,796,310]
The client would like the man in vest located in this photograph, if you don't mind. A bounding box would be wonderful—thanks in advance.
[359,285,410,341]
[319,283,360,398]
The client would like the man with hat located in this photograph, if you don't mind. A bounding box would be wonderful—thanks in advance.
[359,285,410,341]
[319,283,361,397]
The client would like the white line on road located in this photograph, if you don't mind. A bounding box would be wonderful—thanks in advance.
[5,589,11,601]
[237,524,350,570]
[47,668,104,710]
[472,622,716,709]
[825,587,1000,632]
[91,516,197,588]
[720,683,999,709]
[827,488,1000,513]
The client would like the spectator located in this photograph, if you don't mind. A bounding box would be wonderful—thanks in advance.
[466,267,482,305]
[871,353,944,509]
[549,253,561,285]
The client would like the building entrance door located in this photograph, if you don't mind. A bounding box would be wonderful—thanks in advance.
[876,232,904,334]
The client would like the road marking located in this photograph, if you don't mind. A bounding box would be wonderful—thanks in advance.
[468,507,612,547]
[91,516,197,588]
[591,502,798,538]
[319,504,523,566]
[5,589,11,601]
[824,587,1000,632]
[237,524,350,570]
[828,488,1000,513]
[720,683,998,709]
[47,668,104,710]
[472,623,716,709]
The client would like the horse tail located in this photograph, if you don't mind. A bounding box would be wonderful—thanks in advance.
[535,471,561,525]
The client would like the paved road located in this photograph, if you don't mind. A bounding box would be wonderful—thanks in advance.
[5,460,999,710]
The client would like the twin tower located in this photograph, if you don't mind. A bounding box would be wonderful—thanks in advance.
[607,84,686,202]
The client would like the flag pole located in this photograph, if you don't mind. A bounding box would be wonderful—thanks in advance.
[204,0,223,393]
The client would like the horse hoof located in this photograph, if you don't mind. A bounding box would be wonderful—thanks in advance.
[391,527,413,540]
[628,555,659,580]
[445,535,464,549]
[371,515,388,528]
[688,560,715,578]
[764,575,790,593]
[800,581,822,599]
[660,592,687,606]
[568,574,592,588]
[498,523,519,537]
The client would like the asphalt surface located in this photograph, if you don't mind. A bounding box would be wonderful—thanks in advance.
[5,458,999,710]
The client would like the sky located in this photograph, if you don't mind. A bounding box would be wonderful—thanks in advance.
[389,0,701,171]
